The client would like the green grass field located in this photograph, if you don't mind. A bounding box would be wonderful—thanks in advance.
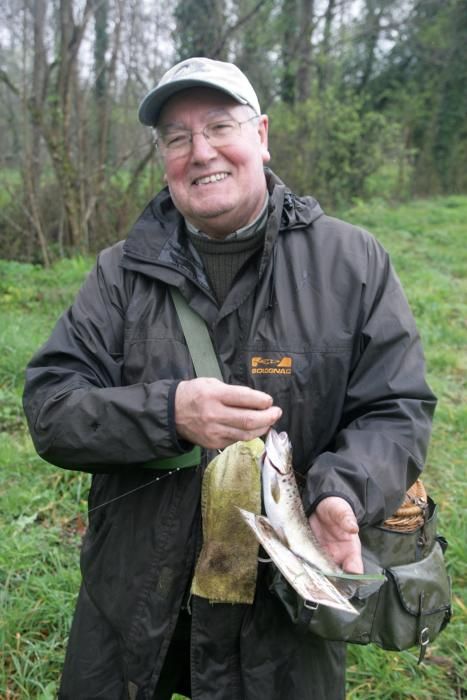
[1,197,466,699]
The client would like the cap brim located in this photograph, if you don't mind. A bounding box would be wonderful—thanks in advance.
[138,79,249,126]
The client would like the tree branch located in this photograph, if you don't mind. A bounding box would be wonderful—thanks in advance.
[0,69,20,96]
[212,0,270,58]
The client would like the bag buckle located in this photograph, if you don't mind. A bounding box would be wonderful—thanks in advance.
[417,626,430,664]
[304,600,319,611]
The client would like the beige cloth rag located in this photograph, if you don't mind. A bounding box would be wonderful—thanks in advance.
[191,438,264,604]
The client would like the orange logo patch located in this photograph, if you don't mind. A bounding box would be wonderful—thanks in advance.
[251,356,293,375]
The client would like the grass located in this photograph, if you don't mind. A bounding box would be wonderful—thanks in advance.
[0,196,466,698]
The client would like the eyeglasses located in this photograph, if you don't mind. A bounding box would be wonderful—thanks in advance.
[156,115,259,159]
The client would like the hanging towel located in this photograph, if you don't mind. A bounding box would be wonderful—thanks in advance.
[191,438,264,604]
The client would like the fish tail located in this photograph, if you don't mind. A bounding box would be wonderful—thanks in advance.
[327,571,386,599]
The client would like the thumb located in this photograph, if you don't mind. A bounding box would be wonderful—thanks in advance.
[343,552,364,575]
[341,512,359,534]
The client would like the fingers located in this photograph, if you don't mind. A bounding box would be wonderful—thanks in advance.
[341,512,359,535]
[174,378,282,449]
[309,496,364,572]
[342,550,364,575]
[177,378,274,410]
[193,408,281,448]
[340,533,364,574]
[222,403,282,433]
[215,382,275,410]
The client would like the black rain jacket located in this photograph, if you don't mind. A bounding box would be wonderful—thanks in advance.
[23,170,436,699]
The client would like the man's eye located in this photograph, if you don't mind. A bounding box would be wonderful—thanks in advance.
[166,133,189,147]
[209,121,235,134]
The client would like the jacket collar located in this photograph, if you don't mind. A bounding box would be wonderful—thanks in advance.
[121,169,323,287]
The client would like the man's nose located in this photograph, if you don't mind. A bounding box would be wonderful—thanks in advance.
[190,131,217,161]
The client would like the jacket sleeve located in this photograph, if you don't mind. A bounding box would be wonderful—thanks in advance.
[22,245,187,473]
[303,233,437,527]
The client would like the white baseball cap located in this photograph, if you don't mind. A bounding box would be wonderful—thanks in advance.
[138,57,261,126]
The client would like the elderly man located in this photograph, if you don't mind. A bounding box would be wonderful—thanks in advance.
[23,58,435,700]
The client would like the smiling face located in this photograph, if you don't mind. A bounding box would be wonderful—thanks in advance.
[158,88,270,239]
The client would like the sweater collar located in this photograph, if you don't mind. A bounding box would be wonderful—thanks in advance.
[184,193,269,242]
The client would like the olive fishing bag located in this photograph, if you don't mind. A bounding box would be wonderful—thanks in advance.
[268,494,451,661]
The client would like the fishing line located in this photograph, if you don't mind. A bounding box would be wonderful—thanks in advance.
[84,448,219,516]
[83,447,221,516]
[87,467,181,514]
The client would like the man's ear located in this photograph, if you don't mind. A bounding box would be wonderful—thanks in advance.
[258,115,271,164]
[163,172,168,184]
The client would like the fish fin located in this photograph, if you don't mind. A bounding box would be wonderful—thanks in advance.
[292,556,385,599]
[325,571,386,582]
[271,471,281,504]
[327,577,359,599]
[300,563,358,614]
[294,559,358,599]
[327,572,386,599]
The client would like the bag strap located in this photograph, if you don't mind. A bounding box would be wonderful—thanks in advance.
[143,287,222,470]
[169,287,223,380]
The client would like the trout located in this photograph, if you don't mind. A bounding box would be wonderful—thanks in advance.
[263,429,357,578]
[239,429,384,613]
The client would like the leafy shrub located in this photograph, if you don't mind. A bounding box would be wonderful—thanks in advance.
[268,88,406,208]
[0,163,165,263]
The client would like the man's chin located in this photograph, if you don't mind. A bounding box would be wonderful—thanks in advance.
[188,208,237,236]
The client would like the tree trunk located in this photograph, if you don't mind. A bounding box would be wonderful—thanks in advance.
[296,0,314,102]
[174,0,228,60]
[27,0,50,266]
[281,0,298,104]
[318,0,336,93]
[358,0,383,92]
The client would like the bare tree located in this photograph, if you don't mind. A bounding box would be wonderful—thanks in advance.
[317,0,337,93]
[174,0,228,60]
[25,0,49,264]
[296,0,315,102]
[0,0,163,258]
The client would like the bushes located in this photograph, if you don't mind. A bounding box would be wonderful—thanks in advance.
[0,88,453,260]
[0,163,165,263]
[268,88,410,208]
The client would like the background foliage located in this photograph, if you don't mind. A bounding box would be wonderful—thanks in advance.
[0,0,466,263]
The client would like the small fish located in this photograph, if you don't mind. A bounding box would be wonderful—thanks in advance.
[262,429,344,577]
[239,429,384,613]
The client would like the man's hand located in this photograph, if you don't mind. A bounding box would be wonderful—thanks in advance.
[308,496,363,574]
[175,378,282,449]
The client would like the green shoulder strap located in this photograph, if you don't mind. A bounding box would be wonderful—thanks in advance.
[143,287,222,470]
[169,288,223,381]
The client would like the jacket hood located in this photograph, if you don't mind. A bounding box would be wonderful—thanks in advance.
[265,168,323,231]
[123,187,183,262]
